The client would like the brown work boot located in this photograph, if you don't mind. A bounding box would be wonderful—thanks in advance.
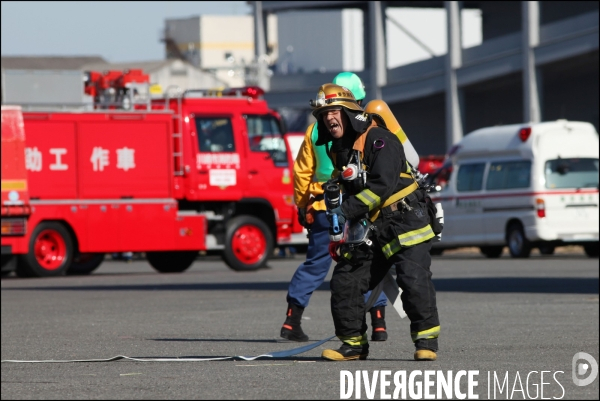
[322,343,369,361]
[414,349,437,361]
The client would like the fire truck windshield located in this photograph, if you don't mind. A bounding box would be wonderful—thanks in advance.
[245,115,288,167]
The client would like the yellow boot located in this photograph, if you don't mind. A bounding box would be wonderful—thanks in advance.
[322,343,369,361]
[414,349,437,361]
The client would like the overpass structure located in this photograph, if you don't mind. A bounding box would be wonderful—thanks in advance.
[253,1,599,155]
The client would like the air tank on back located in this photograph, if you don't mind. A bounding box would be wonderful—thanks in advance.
[364,100,420,168]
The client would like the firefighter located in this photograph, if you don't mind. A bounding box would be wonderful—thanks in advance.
[310,83,441,362]
[280,73,389,342]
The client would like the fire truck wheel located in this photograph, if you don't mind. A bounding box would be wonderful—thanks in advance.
[67,253,105,275]
[223,215,273,271]
[146,251,198,273]
[17,222,74,277]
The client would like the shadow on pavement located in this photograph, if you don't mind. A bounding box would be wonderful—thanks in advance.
[3,277,598,294]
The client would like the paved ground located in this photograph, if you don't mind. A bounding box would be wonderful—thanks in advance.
[1,250,598,400]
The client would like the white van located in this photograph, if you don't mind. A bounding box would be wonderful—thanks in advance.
[429,120,599,258]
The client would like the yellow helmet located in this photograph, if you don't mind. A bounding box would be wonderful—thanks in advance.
[310,83,363,118]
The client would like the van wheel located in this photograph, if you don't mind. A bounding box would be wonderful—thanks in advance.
[506,223,531,258]
[538,244,555,255]
[146,251,198,273]
[17,222,73,277]
[67,253,105,275]
[222,215,273,271]
[480,246,503,258]
[583,243,599,258]
[430,248,444,256]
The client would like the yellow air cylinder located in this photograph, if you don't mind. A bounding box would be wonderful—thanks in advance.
[365,100,420,168]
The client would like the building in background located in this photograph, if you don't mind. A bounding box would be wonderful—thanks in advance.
[163,14,278,88]
[256,1,599,157]
[276,9,364,74]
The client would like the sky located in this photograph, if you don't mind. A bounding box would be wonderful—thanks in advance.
[1,1,481,69]
[1,1,252,63]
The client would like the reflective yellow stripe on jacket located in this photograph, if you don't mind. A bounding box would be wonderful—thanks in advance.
[355,189,381,211]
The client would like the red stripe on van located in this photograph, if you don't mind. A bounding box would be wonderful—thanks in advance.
[435,189,598,202]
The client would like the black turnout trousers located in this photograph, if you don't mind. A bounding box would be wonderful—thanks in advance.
[329,210,440,351]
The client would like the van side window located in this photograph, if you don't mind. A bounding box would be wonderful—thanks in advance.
[456,163,485,192]
[195,117,235,152]
[486,161,531,190]
[545,158,599,189]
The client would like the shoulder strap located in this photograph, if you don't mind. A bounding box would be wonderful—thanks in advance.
[352,120,378,153]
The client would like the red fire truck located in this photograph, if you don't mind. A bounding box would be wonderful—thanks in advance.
[1,106,31,275]
[1,69,303,277]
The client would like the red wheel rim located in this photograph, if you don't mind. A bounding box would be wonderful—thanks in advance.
[34,229,67,270]
[231,224,267,265]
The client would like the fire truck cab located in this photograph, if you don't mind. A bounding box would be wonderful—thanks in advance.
[154,85,301,271]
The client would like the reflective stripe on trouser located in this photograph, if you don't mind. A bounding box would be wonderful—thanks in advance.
[330,239,439,350]
[411,325,440,342]
[382,224,436,259]
[338,333,368,347]
[287,211,387,308]
[355,189,381,211]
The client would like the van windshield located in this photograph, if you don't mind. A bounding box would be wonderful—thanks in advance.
[545,158,599,189]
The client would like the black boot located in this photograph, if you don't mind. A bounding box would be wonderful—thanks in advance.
[280,303,309,342]
[322,342,369,361]
[370,306,388,341]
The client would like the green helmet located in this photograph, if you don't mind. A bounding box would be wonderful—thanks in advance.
[332,72,366,101]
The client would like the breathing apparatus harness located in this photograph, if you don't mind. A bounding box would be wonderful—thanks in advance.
[325,117,444,263]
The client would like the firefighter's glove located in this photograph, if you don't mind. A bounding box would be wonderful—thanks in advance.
[328,206,346,228]
[297,207,310,228]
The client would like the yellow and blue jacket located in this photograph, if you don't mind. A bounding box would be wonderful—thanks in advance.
[293,122,334,211]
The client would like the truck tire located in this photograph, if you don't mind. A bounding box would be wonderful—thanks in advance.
[16,222,73,277]
[583,242,599,258]
[146,251,198,273]
[67,253,105,275]
[222,215,273,271]
[506,222,531,258]
[480,246,503,258]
